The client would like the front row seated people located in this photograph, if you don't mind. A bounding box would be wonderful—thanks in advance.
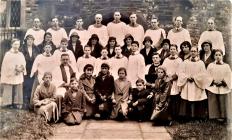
[61,77,86,125]
[32,72,59,122]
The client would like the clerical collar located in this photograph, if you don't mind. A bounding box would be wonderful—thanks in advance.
[75,27,84,30]
[190,56,199,62]
[101,56,108,60]
[94,24,102,28]
[115,54,123,59]
[208,29,215,31]
[174,27,183,32]
[33,27,40,31]
[84,54,90,58]
[113,20,121,24]
[60,48,68,52]
[129,23,139,27]
[10,48,19,53]
[43,52,51,57]
[169,55,178,60]
[214,60,224,65]
[52,26,60,31]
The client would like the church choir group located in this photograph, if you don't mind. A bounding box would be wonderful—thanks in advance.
[0,11,231,126]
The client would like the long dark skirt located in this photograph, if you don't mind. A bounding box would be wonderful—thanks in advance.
[168,94,181,120]
[23,75,35,109]
[179,98,208,119]
[208,91,227,119]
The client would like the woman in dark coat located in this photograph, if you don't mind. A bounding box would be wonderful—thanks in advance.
[19,34,40,109]
[67,32,84,61]
[199,40,214,68]
[159,39,170,64]
[94,63,114,119]
[121,34,134,58]
[87,34,103,58]
[149,66,172,125]
[140,36,157,65]
[37,32,56,54]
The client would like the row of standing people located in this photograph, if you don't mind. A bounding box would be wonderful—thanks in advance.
[25,12,226,55]
[0,37,231,125]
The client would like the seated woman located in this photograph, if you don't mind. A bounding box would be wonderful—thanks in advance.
[111,67,132,120]
[62,77,86,125]
[32,72,59,122]
[149,66,171,125]
[79,64,97,118]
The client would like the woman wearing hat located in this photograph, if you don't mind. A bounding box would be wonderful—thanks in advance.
[199,40,214,68]
[19,35,40,109]
[159,39,171,64]
[122,34,134,58]
[87,34,103,58]
[68,32,84,61]
[140,36,157,65]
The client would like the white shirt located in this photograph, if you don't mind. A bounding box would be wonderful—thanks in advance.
[69,29,90,46]
[145,28,166,46]
[126,24,144,49]
[107,22,127,46]
[88,25,109,46]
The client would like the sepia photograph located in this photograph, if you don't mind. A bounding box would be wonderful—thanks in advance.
[0,0,231,139]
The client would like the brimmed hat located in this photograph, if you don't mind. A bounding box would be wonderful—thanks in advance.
[70,32,80,39]
[124,34,134,42]
[143,36,153,45]
[161,39,170,47]
[201,40,212,50]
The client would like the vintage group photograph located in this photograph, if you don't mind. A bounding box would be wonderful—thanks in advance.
[0,0,231,139]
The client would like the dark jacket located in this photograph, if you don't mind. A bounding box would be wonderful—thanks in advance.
[19,44,40,76]
[140,47,157,65]
[62,89,86,114]
[67,40,84,61]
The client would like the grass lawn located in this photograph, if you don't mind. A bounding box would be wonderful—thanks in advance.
[0,108,54,140]
[166,120,231,140]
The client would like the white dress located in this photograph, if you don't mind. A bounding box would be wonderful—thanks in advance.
[107,22,127,46]
[177,58,212,101]
[206,62,232,94]
[127,51,146,88]
[1,50,26,85]
[167,28,191,51]
[198,30,225,55]
[46,28,68,47]
[88,25,109,47]
[24,28,45,45]
[162,56,182,95]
